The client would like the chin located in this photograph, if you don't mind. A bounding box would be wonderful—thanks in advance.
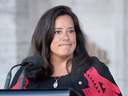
[60,53,73,57]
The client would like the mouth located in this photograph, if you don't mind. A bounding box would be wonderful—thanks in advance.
[60,44,71,46]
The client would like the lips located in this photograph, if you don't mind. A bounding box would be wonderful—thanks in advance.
[60,44,71,46]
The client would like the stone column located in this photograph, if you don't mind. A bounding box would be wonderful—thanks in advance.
[124,0,128,95]
[16,0,50,63]
[0,0,16,88]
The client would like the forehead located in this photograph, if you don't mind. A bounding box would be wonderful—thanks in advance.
[54,15,74,28]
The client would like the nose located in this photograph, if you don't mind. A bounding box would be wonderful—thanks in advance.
[62,32,69,41]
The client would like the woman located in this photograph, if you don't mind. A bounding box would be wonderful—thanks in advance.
[11,5,122,96]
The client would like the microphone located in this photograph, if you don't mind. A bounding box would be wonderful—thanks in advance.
[19,55,44,89]
[4,64,22,89]
[22,55,44,70]
[4,55,44,89]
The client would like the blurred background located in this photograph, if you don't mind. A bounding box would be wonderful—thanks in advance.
[0,0,128,95]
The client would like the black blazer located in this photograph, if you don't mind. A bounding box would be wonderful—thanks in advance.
[10,57,122,96]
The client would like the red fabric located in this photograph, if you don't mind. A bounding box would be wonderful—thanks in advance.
[11,75,29,89]
[82,67,121,96]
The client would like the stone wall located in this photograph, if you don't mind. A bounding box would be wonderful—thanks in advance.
[16,0,51,63]
[0,0,16,88]
[124,0,128,95]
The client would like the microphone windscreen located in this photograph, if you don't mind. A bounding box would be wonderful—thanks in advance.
[22,55,44,70]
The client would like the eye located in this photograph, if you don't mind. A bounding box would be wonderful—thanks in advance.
[69,30,75,33]
[54,31,61,34]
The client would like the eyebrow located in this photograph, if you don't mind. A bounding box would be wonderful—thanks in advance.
[54,27,74,30]
[68,27,74,29]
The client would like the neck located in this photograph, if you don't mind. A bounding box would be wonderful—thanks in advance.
[50,54,73,77]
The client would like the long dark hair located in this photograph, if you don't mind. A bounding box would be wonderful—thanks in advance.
[25,5,93,83]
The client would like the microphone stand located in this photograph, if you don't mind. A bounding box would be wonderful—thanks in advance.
[4,64,22,89]
[19,63,32,89]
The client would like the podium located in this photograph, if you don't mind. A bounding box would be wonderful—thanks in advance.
[0,88,82,96]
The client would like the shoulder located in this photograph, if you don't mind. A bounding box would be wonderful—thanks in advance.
[87,56,115,83]
[91,56,108,73]
[82,57,122,95]
[72,56,108,74]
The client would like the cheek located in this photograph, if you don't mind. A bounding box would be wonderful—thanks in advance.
[50,41,55,51]
[72,35,76,45]
[74,40,77,50]
[50,38,59,51]
[71,36,77,50]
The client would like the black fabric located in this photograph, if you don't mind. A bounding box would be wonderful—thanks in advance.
[37,74,73,89]
[10,57,122,96]
[71,57,122,96]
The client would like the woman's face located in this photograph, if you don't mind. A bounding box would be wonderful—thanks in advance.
[50,15,76,58]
